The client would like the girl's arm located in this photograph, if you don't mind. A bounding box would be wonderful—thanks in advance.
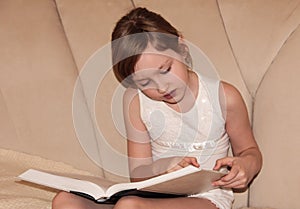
[213,82,262,189]
[123,88,199,182]
[123,88,153,181]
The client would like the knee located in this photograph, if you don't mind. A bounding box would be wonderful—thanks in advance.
[114,196,145,209]
[52,191,80,209]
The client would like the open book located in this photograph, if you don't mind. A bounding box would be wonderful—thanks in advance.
[18,166,227,204]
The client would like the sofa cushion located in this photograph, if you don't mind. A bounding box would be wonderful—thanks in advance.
[251,23,300,209]
[217,0,300,96]
[0,148,94,209]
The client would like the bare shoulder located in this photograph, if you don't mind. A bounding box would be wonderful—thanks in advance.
[123,88,140,110]
[122,87,145,129]
[220,81,246,112]
[123,88,150,144]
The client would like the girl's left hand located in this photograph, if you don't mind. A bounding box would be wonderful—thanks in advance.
[212,156,256,189]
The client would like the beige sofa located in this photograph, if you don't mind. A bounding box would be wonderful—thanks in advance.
[1,0,299,209]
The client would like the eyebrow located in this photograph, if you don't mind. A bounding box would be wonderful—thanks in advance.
[158,58,171,69]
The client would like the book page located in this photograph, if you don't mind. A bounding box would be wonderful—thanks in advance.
[140,169,225,195]
[55,172,120,191]
[19,166,226,201]
[19,169,112,199]
[106,165,201,196]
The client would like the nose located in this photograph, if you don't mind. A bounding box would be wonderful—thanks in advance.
[156,81,168,94]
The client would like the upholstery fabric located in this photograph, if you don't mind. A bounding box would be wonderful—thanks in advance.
[0,0,299,208]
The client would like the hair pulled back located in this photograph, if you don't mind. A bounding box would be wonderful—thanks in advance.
[111,7,192,87]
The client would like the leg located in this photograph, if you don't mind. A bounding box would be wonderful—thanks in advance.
[114,196,218,209]
[53,192,218,209]
[52,191,114,209]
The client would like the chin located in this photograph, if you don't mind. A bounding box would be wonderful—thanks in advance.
[163,100,178,104]
[164,96,184,104]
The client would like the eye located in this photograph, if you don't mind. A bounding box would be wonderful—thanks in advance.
[139,80,150,87]
[160,66,171,74]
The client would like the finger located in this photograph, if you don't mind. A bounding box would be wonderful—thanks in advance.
[213,157,234,170]
[185,157,200,167]
[167,164,182,173]
[220,166,239,182]
[212,169,238,187]
[226,170,249,189]
[170,157,184,165]
[180,159,191,168]
[218,178,248,189]
[191,158,200,167]
[214,169,249,189]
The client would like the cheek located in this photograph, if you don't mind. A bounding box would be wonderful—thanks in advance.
[172,70,189,85]
[172,63,188,79]
[141,89,160,99]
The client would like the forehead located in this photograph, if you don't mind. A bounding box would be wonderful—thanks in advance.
[134,45,180,70]
[133,53,173,82]
[135,53,169,72]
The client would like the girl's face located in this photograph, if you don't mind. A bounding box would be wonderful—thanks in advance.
[132,47,193,105]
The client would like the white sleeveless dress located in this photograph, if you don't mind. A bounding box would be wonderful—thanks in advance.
[137,74,234,209]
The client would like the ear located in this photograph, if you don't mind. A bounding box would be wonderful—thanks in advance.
[178,36,189,55]
[178,36,191,66]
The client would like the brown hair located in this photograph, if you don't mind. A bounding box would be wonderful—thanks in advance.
[111,7,192,87]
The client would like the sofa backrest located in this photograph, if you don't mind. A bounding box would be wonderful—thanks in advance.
[1,1,299,208]
[215,2,300,208]
[0,0,102,174]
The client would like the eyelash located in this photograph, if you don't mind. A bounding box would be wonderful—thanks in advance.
[161,66,171,74]
[139,65,172,87]
[140,80,150,87]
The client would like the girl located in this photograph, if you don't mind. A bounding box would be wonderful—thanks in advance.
[53,7,262,209]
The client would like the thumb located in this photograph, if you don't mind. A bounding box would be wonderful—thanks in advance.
[213,157,233,171]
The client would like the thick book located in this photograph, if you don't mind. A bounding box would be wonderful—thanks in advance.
[18,165,227,204]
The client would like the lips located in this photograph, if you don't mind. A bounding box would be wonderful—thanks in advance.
[163,89,176,100]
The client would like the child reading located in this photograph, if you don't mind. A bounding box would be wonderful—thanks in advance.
[53,7,262,209]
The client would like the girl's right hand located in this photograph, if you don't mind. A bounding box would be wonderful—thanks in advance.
[151,156,200,176]
[166,156,200,173]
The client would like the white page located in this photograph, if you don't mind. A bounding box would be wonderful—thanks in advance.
[19,169,105,199]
